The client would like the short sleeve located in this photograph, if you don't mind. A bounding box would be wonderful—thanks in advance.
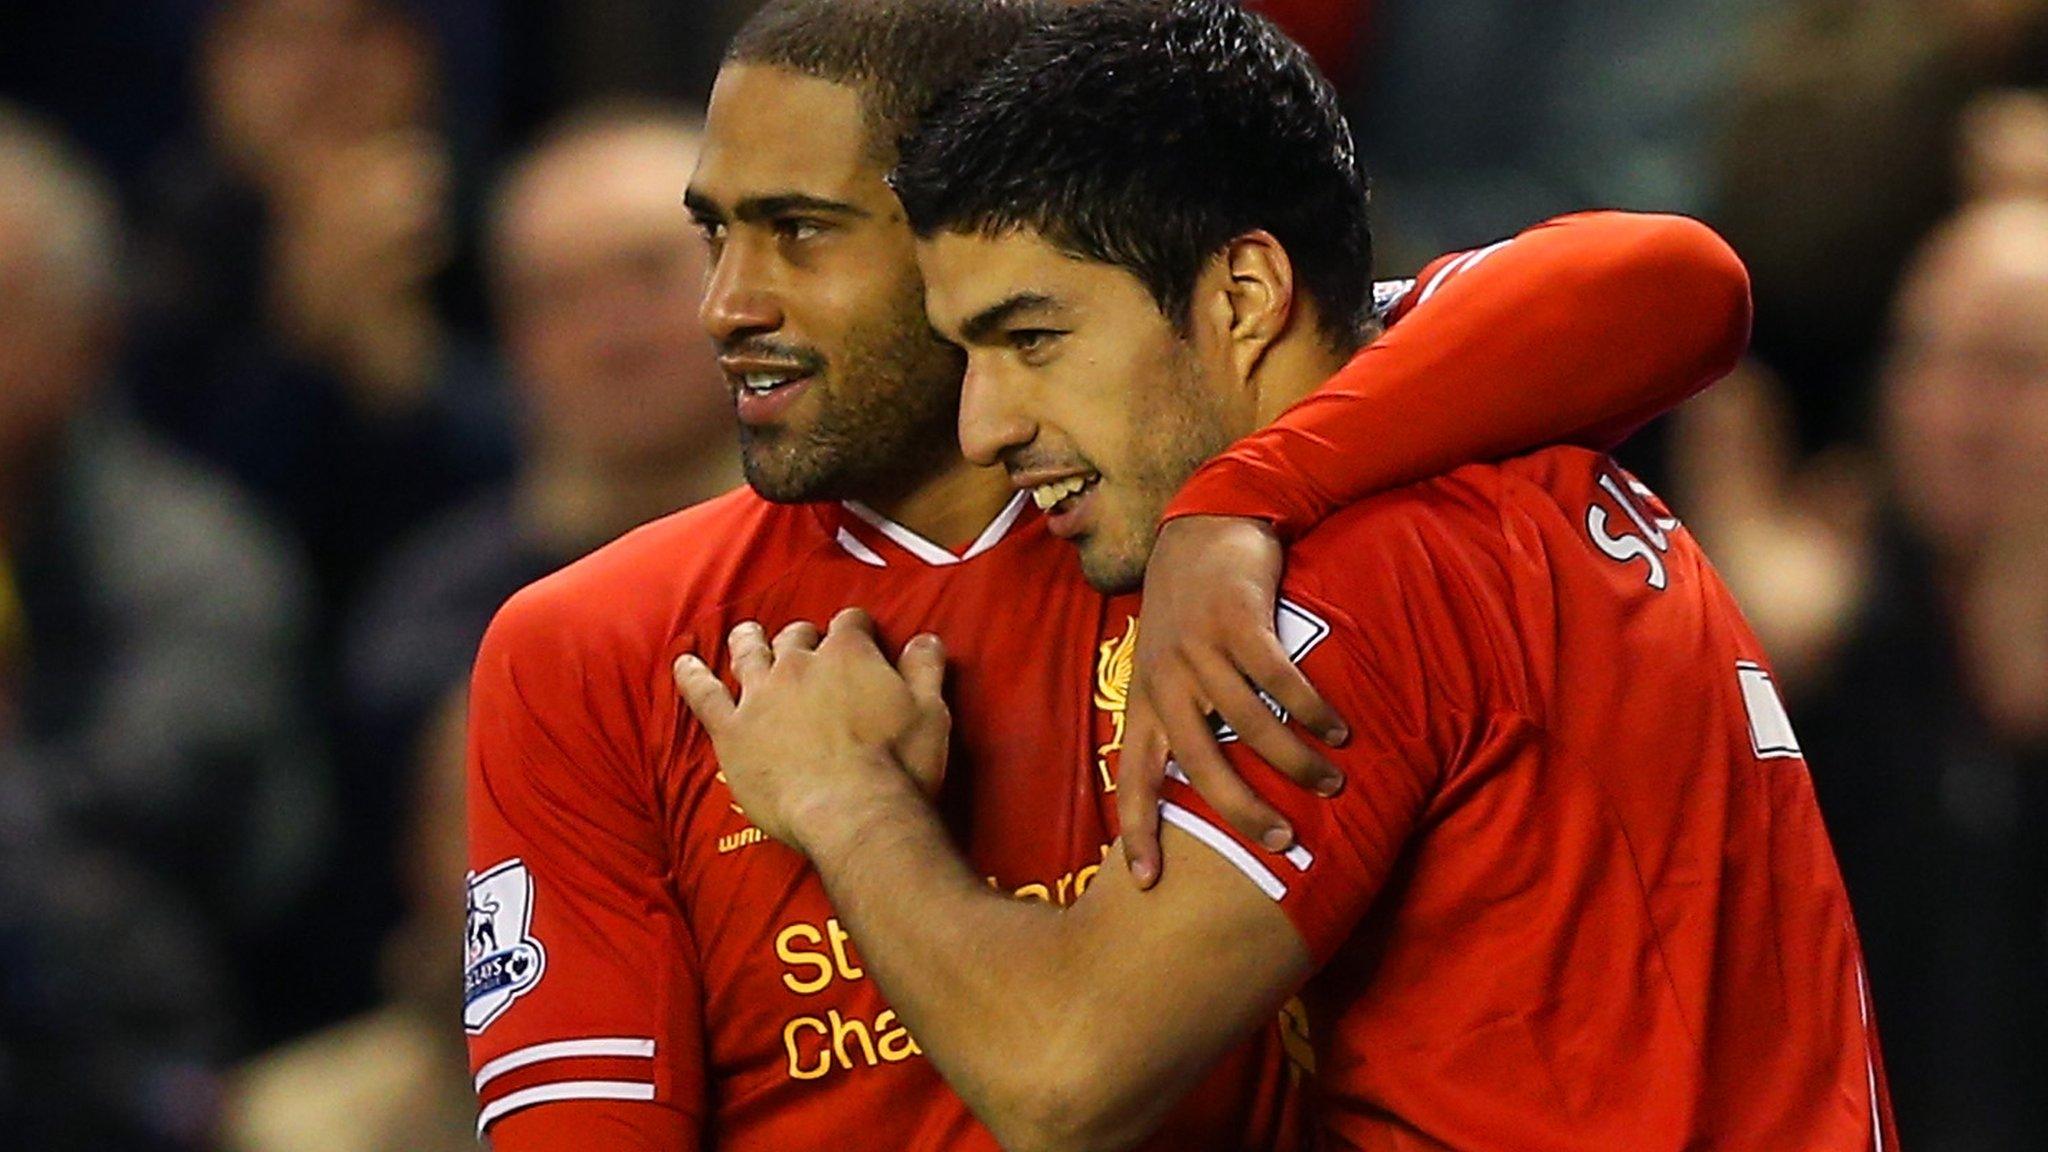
[1156,595,1440,965]
[1156,498,1540,966]
[464,584,705,1146]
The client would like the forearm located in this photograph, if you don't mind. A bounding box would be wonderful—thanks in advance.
[1164,211,1752,538]
[798,784,1216,1152]
[797,784,1131,1150]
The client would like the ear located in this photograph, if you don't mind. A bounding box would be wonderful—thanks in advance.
[1216,230,1295,383]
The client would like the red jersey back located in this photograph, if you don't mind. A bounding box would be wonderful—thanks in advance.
[466,487,1301,1150]
[1158,446,1895,1150]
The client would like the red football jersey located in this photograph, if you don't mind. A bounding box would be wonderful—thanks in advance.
[466,212,1753,1149]
[1158,446,1897,1150]
[467,490,1304,1150]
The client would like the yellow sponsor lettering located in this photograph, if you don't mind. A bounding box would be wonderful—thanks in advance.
[782,1007,925,1082]
[876,1010,920,1062]
[826,918,865,982]
[830,1009,878,1068]
[776,922,834,995]
[784,1016,832,1080]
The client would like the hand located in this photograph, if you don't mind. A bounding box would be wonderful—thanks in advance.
[1668,364,1873,689]
[1119,516,1348,889]
[674,609,952,854]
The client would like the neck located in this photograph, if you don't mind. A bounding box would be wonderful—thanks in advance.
[1251,325,1369,429]
[517,443,744,556]
[860,456,1016,549]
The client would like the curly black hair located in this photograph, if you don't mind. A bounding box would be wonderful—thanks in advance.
[893,0,1373,348]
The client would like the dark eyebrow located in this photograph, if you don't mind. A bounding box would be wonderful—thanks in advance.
[683,188,869,224]
[958,292,1062,344]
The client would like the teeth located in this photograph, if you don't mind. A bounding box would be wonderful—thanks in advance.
[742,371,800,393]
[1030,475,1092,511]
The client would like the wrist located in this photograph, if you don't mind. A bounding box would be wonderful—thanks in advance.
[783,749,930,862]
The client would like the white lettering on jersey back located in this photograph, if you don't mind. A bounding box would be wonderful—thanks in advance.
[1736,662,1804,760]
[1587,470,1680,591]
[464,859,548,1034]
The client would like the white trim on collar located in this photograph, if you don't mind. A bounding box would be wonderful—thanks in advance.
[835,528,888,567]
[838,492,1032,567]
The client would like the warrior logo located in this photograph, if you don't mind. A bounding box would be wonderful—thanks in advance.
[463,859,547,1034]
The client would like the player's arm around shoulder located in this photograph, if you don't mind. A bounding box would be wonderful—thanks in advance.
[675,612,1310,1152]
[1542,210,1752,397]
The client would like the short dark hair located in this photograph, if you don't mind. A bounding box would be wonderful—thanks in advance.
[894,0,1373,347]
[727,0,1060,163]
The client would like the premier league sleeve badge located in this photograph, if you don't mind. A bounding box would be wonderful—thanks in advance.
[464,859,548,1034]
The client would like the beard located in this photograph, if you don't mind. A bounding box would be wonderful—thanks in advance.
[1076,341,1231,593]
[736,292,966,506]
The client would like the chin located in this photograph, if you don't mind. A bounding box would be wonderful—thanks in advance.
[1078,539,1147,595]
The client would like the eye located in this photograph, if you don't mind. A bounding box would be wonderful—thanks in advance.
[692,218,726,254]
[774,217,826,244]
[1008,329,1064,360]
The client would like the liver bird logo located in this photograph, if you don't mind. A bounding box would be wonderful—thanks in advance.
[1092,616,1140,791]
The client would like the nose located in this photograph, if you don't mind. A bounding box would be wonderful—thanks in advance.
[699,238,781,347]
[957,353,1035,467]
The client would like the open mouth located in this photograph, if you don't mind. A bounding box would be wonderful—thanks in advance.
[1029,473,1100,516]
[728,364,817,425]
[736,368,810,396]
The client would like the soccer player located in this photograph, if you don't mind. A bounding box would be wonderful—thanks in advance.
[468,1,1752,1148]
[675,2,1896,1150]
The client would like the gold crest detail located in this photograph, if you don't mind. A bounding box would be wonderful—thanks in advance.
[1092,616,1139,792]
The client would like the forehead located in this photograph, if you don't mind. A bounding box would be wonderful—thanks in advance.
[692,64,884,207]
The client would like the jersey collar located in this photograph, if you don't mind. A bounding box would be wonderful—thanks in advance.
[825,492,1031,568]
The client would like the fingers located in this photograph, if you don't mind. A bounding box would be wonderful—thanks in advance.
[772,619,821,661]
[1155,689,1295,853]
[896,632,947,703]
[728,621,773,689]
[895,633,952,797]
[1237,632,1348,747]
[1199,637,1344,792]
[1116,697,1169,889]
[826,606,876,642]
[1199,663,1344,797]
[672,654,736,734]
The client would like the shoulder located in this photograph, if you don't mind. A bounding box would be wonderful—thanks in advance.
[1277,448,1615,716]
[1285,444,1614,589]
[480,485,812,670]
[1282,457,1519,610]
[69,414,308,628]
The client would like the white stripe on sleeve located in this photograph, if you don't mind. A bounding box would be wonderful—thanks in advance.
[474,1037,657,1092]
[1159,801,1287,900]
[476,1079,658,1134]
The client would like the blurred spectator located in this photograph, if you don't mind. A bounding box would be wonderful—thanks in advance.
[1356,0,1766,274]
[1716,0,2048,449]
[1961,88,2048,202]
[0,104,322,1147]
[128,0,515,630]
[220,689,476,1152]
[1674,197,2048,1150]
[496,1,751,144]
[334,105,738,993]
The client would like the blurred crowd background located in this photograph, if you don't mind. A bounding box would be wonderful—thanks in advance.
[0,1,2043,1149]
